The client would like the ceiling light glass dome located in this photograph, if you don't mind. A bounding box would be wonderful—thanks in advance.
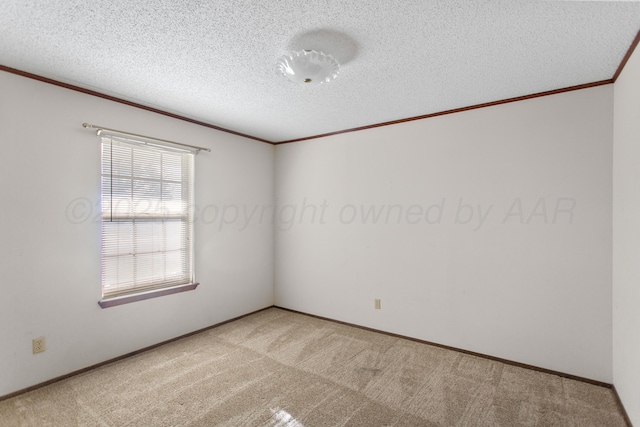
[274,50,339,85]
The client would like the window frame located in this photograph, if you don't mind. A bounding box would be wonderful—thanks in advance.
[98,135,198,308]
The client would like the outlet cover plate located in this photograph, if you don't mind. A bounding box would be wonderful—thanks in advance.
[32,337,46,354]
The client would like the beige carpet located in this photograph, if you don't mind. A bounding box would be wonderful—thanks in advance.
[0,308,627,426]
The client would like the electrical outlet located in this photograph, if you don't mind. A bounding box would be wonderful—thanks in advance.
[32,337,46,354]
[375,299,381,309]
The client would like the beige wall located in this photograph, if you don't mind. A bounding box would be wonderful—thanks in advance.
[0,71,275,396]
[613,41,640,425]
[275,85,614,382]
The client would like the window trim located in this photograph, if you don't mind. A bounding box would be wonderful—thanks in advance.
[98,282,199,308]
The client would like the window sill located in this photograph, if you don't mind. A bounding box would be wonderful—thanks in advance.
[98,283,199,308]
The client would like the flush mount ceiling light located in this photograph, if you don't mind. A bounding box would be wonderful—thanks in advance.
[274,50,339,85]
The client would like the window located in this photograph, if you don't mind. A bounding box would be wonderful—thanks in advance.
[99,135,196,307]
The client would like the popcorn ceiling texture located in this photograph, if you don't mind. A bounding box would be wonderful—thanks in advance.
[0,1,639,142]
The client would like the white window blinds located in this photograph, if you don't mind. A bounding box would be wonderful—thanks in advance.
[100,135,194,298]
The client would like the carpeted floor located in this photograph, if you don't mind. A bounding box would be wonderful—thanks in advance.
[0,308,627,426]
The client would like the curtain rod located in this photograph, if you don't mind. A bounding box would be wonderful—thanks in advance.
[82,123,212,153]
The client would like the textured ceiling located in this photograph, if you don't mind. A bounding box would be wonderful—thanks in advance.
[1,1,639,143]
